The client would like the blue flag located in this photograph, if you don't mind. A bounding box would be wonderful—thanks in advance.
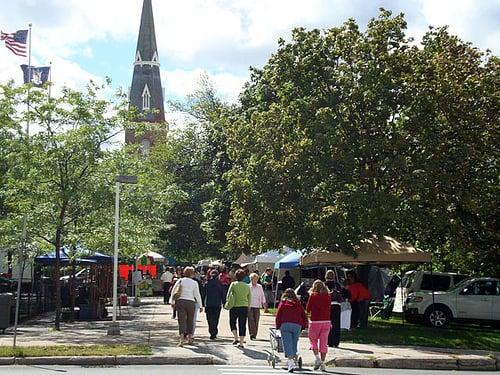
[20,64,50,87]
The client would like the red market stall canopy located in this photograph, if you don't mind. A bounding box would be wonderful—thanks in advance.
[300,235,431,266]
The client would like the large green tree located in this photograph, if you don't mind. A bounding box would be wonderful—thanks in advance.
[1,81,134,328]
[226,10,499,275]
[154,77,234,262]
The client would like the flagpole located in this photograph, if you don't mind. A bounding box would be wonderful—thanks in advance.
[48,61,52,99]
[26,23,32,136]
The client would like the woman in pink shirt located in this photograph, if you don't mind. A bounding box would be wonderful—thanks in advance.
[306,280,331,371]
[248,273,266,339]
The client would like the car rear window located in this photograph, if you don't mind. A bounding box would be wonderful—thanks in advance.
[421,274,451,291]
[453,274,469,284]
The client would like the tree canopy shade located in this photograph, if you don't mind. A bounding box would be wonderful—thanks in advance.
[226,9,499,276]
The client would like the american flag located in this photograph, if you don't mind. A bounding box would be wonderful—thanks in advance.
[1,29,28,57]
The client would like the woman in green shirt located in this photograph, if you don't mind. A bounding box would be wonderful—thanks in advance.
[226,269,251,348]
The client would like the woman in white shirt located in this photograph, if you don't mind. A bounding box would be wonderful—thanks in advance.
[169,266,203,346]
[248,272,267,340]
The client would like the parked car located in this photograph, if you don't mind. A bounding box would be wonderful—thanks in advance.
[405,277,500,328]
[393,270,468,314]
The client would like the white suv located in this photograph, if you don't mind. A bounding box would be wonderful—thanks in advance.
[393,270,468,314]
[405,277,500,328]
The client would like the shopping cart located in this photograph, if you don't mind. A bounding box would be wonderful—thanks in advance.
[268,328,303,370]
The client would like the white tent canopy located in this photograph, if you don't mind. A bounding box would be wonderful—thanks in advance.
[252,250,283,274]
[140,251,165,262]
[255,250,282,264]
[233,253,256,266]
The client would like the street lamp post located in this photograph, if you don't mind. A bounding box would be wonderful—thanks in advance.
[107,175,137,336]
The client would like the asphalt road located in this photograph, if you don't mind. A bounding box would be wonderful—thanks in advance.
[2,365,498,375]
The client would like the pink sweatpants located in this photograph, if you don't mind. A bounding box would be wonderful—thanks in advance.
[308,321,331,353]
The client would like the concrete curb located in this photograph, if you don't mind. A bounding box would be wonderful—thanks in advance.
[3,355,218,366]
[0,354,497,370]
[328,357,375,368]
[325,354,499,371]
[456,355,497,371]
[0,357,14,365]
[376,357,458,370]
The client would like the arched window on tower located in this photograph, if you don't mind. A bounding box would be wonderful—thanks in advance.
[142,84,151,110]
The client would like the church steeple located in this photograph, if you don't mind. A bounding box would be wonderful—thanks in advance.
[126,0,165,146]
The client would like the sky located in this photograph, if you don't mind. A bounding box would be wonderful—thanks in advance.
[1,0,499,110]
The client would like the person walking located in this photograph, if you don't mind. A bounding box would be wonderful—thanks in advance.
[192,272,204,337]
[306,280,331,371]
[248,272,266,340]
[169,266,203,347]
[219,266,232,303]
[226,269,251,348]
[204,269,224,340]
[261,268,274,312]
[160,267,174,304]
[346,271,372,329]
[275,288,307,372]
[325,270,345,348]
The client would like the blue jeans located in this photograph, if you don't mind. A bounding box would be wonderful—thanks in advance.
[280,322,301,358]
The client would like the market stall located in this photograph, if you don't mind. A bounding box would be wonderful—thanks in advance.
[35,249,113,320]
[300,235,432,327]
[300,235,431,266]
[253,250,283,274]
[273,250,302,302]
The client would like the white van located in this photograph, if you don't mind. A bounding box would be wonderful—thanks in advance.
[393,270,468,313]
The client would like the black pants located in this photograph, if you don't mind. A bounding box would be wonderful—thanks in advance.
[350,301,360,328]
[358,300,370,328]
[328,303,341,347]
[205,306,222,336]
[229,306,248,337]
[163,282,171,304]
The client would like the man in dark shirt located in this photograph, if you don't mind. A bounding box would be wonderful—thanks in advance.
[281,270,296,290]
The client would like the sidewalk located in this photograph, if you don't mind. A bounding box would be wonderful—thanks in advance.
[0,297,498,370]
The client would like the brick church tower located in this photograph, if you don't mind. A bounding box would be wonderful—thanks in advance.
[125,0,165,151]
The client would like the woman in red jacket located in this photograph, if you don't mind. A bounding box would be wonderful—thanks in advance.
[346,271,372,329]
[306,280,331,371]
[275,288,307,372]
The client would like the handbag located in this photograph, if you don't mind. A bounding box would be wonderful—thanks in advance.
[224,286,235,310]
[172,280,182,302]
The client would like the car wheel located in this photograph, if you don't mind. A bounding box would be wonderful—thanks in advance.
[425,306,451,328]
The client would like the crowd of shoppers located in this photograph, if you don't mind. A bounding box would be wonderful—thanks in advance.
[164,263,371,371]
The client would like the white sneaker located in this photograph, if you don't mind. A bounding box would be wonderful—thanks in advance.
[313,358,321,370]
[287,359,294,372]
[319,362,326,371]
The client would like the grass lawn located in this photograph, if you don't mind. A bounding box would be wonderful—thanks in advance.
[268,307,499,351]
[341,318,500,351]
[0,344,152,357]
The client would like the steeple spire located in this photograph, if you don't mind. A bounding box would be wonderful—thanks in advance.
[126,0,165,147]
[135,0,159,64]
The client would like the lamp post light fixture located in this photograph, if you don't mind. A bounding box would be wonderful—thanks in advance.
[107,175,137,336]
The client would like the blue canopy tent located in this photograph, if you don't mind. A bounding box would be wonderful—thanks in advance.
[35,249,108,265]
[274,250,302,304]
[274,251,302,269]
[82,252,113,264]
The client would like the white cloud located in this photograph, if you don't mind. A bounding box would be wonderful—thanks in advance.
[419,0,500,51]
[1,0,499,104]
